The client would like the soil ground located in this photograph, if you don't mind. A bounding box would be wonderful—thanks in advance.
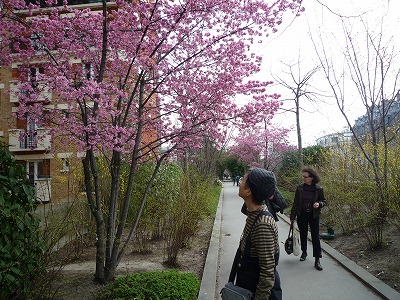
[324,223,400,291]
[49,216,214,300]
[50,216,400,299]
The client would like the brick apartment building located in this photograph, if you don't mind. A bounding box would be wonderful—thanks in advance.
[0,0,110,204]
[0,0,160,205]
[0,61,86,204]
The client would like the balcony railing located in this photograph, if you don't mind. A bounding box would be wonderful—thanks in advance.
[8,128,51,152]
[24,0,102,7]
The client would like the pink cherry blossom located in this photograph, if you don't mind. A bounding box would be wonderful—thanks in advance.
[0,0,303,282]
[230,125,295,171]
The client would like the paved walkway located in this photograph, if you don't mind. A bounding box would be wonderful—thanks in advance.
[198,183,400,300]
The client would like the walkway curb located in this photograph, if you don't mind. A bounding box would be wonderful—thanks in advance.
[198,187,224,300]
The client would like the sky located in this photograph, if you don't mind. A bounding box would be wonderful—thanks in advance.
[253,0,400,146]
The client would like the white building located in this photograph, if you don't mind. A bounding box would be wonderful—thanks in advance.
[316,127,353,148]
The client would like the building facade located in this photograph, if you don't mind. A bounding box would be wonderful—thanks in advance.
[0,63,86,203]
[353,95,400,140]
[1,0,159,204]
[316,127,353,148]
[0,0,105,204]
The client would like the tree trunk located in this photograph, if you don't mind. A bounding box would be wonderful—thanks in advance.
[82,153,106,283]
[295,95,303,168]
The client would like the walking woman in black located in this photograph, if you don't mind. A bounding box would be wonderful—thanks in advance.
[290,167,326,271]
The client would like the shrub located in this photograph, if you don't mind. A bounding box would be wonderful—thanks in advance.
[128,163,184,252]
[0,141,45,299]
[207,183,222,216]
[164,169,217,265]
[278,188,294,210]
[97,269,200,300]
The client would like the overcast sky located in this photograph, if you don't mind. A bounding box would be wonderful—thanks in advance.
[255,0,400,146]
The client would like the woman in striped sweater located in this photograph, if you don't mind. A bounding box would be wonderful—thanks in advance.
[235,167,281,300]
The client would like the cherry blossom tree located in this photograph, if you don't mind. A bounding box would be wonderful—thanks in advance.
[0,0,303,282]
[230,124,293,171]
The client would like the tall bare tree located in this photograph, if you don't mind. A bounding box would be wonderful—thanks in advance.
[273,59,320,167]
[312,4,400,247]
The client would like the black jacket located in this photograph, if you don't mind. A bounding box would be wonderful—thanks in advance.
[290,184,326,221]
[241,190,287,221]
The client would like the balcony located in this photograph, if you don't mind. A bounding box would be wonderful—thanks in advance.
[9,81,51,103]
[8,128,51,152]
[34,178,52,203]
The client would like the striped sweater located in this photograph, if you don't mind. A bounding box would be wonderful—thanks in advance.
[240,206,279,300]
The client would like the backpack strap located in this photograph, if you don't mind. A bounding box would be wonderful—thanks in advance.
[243,210,279,263]
[243,210,271,256]
[229,210,279,283]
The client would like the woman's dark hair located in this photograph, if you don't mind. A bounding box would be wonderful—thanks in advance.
[302,167,320,184]
[245,167,276,204]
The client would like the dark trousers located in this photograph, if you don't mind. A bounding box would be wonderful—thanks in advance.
[297,210,322,258]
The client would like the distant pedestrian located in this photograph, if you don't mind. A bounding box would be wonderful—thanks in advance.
[235,175,240,186]
[228,167,282,300]
[290,167,327,271]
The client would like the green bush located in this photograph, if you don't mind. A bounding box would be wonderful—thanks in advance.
[97,269,200,300]
[278,188,294,212]
[126,163,220,264]
[207,184,222,216]
[127,163,184,252]
[164,168,219,265]
[0,141,45,299]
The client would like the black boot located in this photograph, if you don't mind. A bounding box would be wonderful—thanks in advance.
[315,258,323,271]
[300,251,307,261]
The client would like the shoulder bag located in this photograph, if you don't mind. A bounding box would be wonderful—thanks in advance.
[221,282,253,300]
[284,222,294,255]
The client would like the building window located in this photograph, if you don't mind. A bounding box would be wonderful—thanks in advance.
[83,63,94,80]
[74,63,94,87]
[38,159,51,178]
[62,109,70,119]
[18,116,38,149]
[31,33,45,51]
[62,158,70,172]
[58,153,73,172]
[29,66,44,89]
